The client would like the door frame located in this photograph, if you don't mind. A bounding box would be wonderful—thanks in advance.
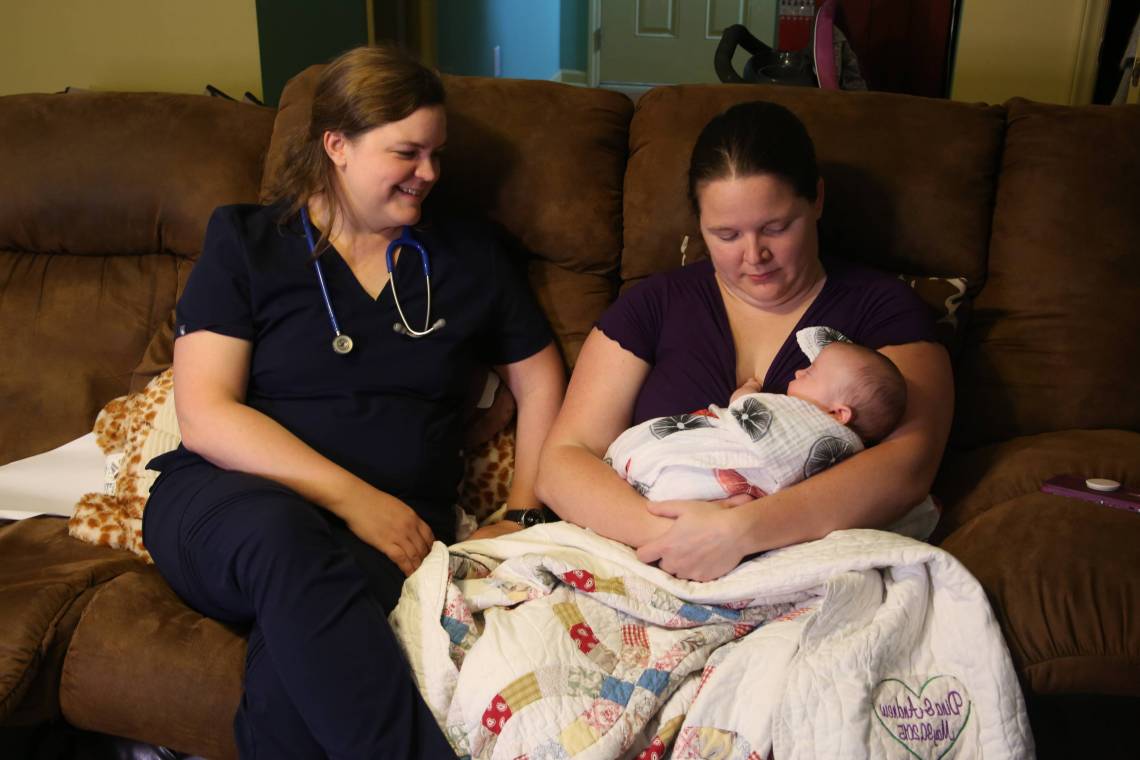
[588,0,602,86]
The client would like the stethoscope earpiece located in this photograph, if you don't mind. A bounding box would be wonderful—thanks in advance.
[392,318,445,336]
[300,207,444,353]
[385,231,444,338]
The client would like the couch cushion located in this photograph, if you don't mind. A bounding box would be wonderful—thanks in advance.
[955,99,1140,445]
[0,253,186,465]
[261,68,632,365]
[934,429,1140,538]
[0,93,275,258]
[128,262,193,394]
[932,429,1140,697]
[624,84,1005,287]
[939,491,1140,697]
[0,93,276,463]
[60,568,243,760]
[0,517,140,723]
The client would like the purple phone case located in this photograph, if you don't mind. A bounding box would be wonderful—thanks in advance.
[1040,475,1140,513]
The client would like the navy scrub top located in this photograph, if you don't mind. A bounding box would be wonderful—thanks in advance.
[155,203,553,542]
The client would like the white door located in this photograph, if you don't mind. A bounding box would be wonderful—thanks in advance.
[592,0,778,87]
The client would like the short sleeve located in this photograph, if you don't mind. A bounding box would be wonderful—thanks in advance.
[595,275,665,364]
[854,275,938,350]
[175,207,255,341]
[482,243,554,366]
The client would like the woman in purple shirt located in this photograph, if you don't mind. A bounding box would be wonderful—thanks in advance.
[537,101,953,581]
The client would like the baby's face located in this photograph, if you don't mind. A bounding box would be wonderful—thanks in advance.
[786,343,856,411]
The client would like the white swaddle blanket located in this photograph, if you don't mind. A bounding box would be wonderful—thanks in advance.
[604,325,941,539]
[606,393,863,501]
[606,325,864,502]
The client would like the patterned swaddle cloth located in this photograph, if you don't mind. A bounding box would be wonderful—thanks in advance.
[606,326,862,501]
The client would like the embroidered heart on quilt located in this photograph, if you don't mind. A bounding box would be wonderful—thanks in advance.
[872,675,972,759]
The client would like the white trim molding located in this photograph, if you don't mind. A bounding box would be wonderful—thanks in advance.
[551,68,588,85]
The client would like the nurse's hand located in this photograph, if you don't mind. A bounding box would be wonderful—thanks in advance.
[344,491,436,576]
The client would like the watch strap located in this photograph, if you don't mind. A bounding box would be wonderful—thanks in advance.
[503,507,560,528]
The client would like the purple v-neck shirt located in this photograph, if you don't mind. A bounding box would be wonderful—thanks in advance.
[598,257,936,425]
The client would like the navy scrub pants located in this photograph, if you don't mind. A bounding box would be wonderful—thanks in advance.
[142,457,455,759]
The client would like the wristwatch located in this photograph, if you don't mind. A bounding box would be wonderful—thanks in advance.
[503,506,559,528]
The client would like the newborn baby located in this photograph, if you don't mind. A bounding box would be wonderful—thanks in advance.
[606,328,907,501]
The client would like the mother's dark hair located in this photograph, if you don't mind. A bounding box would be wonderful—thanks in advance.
[687,101,819,215]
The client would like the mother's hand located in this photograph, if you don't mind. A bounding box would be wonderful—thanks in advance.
[635,497,753,581]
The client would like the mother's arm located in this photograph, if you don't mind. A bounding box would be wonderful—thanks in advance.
[535,328,676,547]
[636,340,954,580]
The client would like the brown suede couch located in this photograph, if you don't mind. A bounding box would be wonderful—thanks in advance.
[1,68,1137,758]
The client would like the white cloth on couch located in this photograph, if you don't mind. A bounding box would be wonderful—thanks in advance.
[0,433,105,520]
[391,523,1033,759]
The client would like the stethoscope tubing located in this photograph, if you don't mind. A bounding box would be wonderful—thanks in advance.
[385,229,438,337]
[300,209,347,340]
[299,206,443,351]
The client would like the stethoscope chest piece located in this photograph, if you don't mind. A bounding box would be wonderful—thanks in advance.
[332,334,354,355]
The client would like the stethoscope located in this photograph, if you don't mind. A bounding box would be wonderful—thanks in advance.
[300,207,445,354]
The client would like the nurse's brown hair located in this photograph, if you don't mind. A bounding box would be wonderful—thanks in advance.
[266,45,445,252]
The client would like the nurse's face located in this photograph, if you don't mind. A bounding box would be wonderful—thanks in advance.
[698,173,824,310]
[326,104,447,234]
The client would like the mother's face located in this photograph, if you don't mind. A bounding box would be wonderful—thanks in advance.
[697,173,825,310]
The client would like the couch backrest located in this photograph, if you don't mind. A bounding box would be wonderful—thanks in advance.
[0,92,275,463]
[626,86,1140,446]
[261,67,633,367]
[3,82,1136,464]
[623,84,1005,287]
[955,99,1140,445]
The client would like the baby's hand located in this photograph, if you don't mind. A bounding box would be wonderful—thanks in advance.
[730,377,762,403]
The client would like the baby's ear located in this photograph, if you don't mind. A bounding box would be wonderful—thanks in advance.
[828,404,853,426]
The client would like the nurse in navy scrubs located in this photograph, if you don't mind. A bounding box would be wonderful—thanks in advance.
[143,46,564,758]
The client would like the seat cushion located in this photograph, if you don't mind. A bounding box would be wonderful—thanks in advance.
[934,429,1140,537]
[60,568,244,760]
[0,517,140,723]
[934,429,1140,697]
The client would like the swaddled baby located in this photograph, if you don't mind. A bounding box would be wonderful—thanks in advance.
[606,328,907,501]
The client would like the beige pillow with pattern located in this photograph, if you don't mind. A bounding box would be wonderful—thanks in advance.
[70,368,178,562]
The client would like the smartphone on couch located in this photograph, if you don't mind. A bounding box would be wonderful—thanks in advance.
[1041,475,1140,514]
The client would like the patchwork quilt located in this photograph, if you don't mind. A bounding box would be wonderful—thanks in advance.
[391,523,1033,759]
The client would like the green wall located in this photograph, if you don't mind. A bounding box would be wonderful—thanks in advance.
[256,0,369,106]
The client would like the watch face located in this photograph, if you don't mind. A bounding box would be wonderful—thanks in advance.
[522,510,542,527]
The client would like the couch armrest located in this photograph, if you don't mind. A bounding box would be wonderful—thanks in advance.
[60,567,244,760]
[0,517,139,723]
[940,491,1140,697]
